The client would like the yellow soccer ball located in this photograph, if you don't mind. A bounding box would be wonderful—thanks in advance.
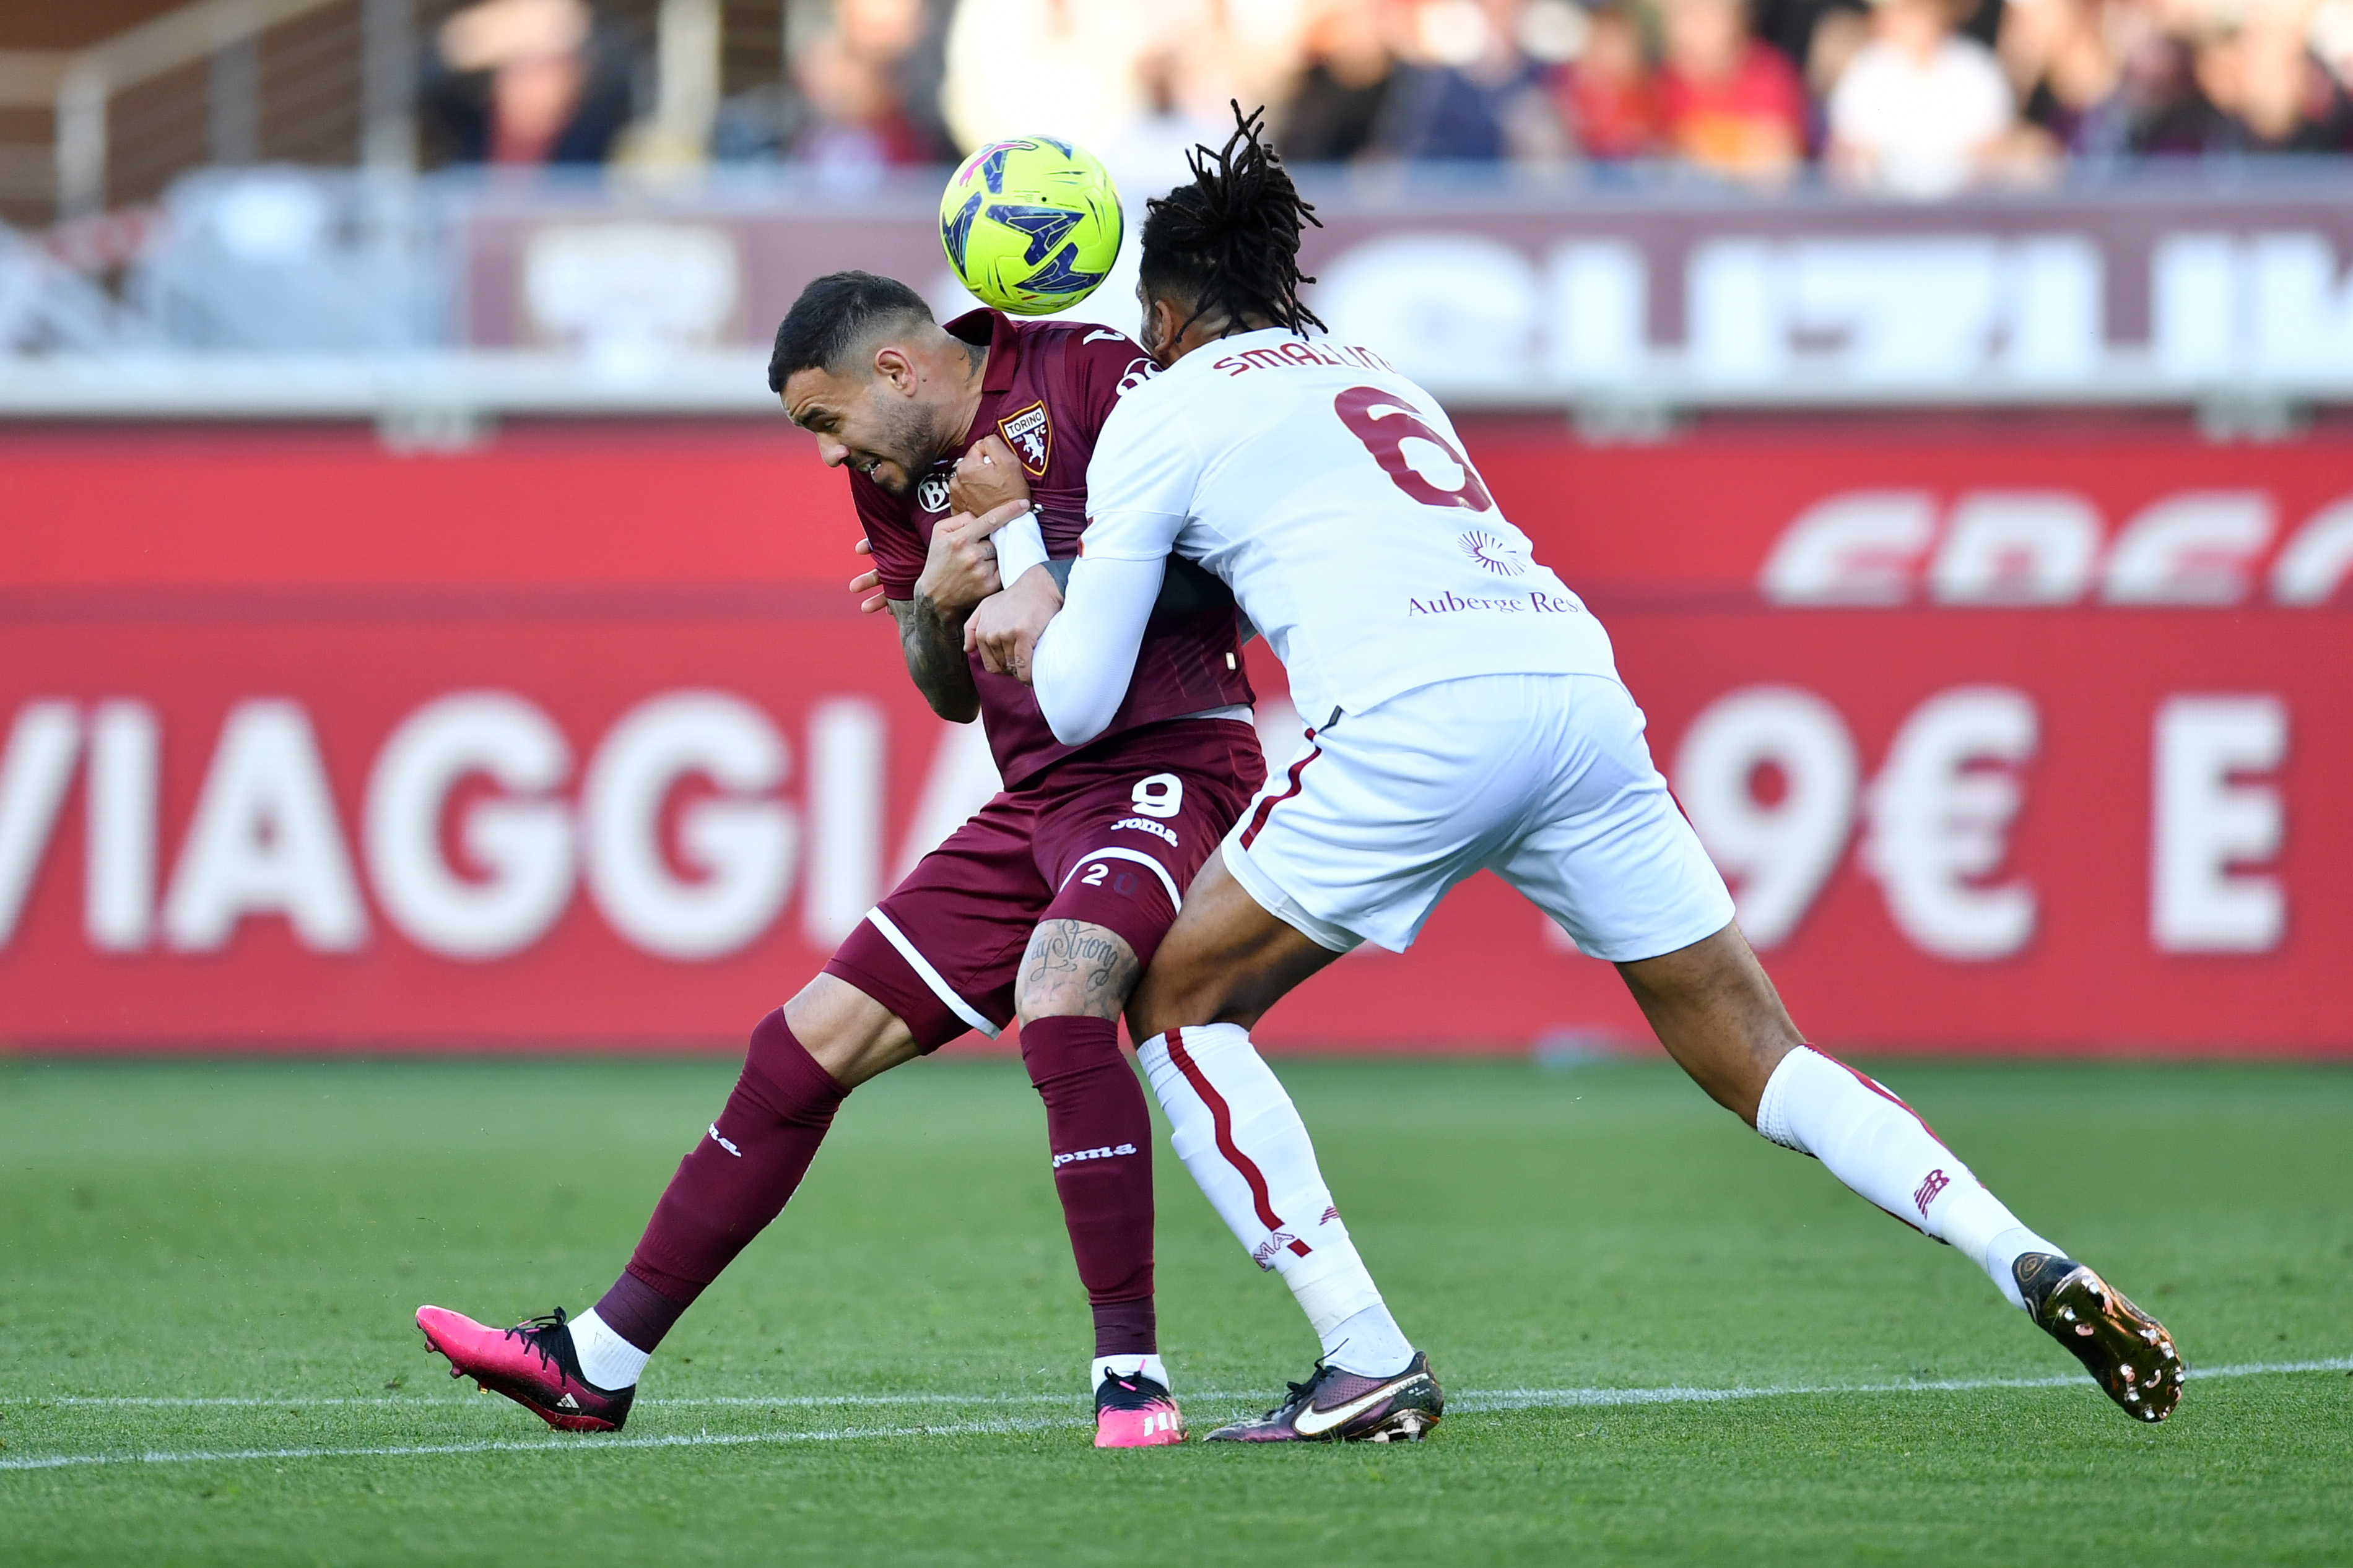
[939,136,1123,316]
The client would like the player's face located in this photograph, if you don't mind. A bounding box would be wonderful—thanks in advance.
[781,362,939,496]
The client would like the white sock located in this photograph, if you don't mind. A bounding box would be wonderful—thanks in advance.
[1277,1234,1414,1375]
[1321,1302,1417,1379]
[567,1307,651,1390]
[1139,1023,1413,1372]
[1755,1046,2061,1311]
[1090,1353,1171,1391]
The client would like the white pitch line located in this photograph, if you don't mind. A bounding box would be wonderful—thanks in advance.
[1449,1357,2353,1413]
[0,1416,1080,1473]
[2,1356,2343,1473]
[21,1357,2348,1415]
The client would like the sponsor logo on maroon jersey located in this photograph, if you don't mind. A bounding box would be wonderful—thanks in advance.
[1914,1167,1951,1217]
[999,401,1051,475]
[1111,815,1178,845]
[916,472,952,513]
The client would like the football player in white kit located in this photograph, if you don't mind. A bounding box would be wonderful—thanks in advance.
[969,108,2184,1435]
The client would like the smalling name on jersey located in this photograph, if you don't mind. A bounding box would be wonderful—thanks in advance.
[1209,340,1398,378]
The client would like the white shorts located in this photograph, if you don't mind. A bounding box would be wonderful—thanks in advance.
[1224,673,1735,960]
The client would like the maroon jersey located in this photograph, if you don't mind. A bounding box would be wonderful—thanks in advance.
[854,309,1255,789]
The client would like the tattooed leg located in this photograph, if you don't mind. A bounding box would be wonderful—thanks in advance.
[1011,919,1159,1367]
[1016,919,1142,1024]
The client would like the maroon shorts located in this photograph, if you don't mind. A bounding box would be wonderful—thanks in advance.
[825,718,1267,1050]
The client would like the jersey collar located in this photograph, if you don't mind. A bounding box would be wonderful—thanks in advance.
[945,307,1023,396]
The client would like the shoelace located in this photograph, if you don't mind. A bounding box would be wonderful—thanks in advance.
[1100,1375,1175,1411]
[1264,1369,1324,1421]
[502,1307,569,1375]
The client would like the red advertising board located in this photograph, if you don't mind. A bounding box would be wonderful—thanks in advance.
[1,421,2346,1053]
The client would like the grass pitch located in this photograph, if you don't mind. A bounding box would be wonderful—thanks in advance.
[2,1054,2348,1566]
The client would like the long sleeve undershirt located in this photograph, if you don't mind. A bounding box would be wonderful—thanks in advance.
[1030,553,1168,746]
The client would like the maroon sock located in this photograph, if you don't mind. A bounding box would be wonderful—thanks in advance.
[1019,1015,1157,1357]
[1090,1297,1157,1361]
[591,1269,684,1355]
[595,1008,848,1353]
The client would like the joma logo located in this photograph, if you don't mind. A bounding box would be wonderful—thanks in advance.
[1251,1230,1300,1270]
[1051,1141,1137,1170]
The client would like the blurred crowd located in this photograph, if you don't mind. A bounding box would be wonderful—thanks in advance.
[422,0,2353,198]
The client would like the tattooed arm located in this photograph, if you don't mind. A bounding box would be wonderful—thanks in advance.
[1015,919,1142,1024]
[890,499,1033,723]
[885,594,982,724]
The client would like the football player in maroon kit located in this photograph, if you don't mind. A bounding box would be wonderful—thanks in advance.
[416,271,1417,1448]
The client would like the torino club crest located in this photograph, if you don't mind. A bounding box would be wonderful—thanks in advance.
[997,402,1051,476]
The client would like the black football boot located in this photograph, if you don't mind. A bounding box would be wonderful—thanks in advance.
[2016,1253,2184,1423]
[1203,1352,1443,1442]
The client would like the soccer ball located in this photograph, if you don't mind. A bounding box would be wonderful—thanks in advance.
[939,136,1123,316]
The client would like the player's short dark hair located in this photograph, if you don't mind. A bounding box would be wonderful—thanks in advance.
[767,271,934,392]
[1139,103,1325,339]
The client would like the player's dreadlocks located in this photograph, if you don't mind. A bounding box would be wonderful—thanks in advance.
[1139,103,1325,340]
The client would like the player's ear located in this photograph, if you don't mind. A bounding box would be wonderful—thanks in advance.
[871,344,918,394]
[1142,295,1183,368]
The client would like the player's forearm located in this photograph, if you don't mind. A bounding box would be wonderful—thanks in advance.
[1032,555,1165,746]
[892,596,982,722]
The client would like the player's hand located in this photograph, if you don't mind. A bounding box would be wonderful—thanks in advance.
[848,536,887,613]
[948,434,1032,518]
[913,500,1030,619]
[964,563,1065,683]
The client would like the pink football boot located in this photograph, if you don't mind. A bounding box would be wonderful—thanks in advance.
[1093,1368,1186,1447]
[417,1305,635,1432]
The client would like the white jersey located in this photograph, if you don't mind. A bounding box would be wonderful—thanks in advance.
[1077,327,1617,724]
